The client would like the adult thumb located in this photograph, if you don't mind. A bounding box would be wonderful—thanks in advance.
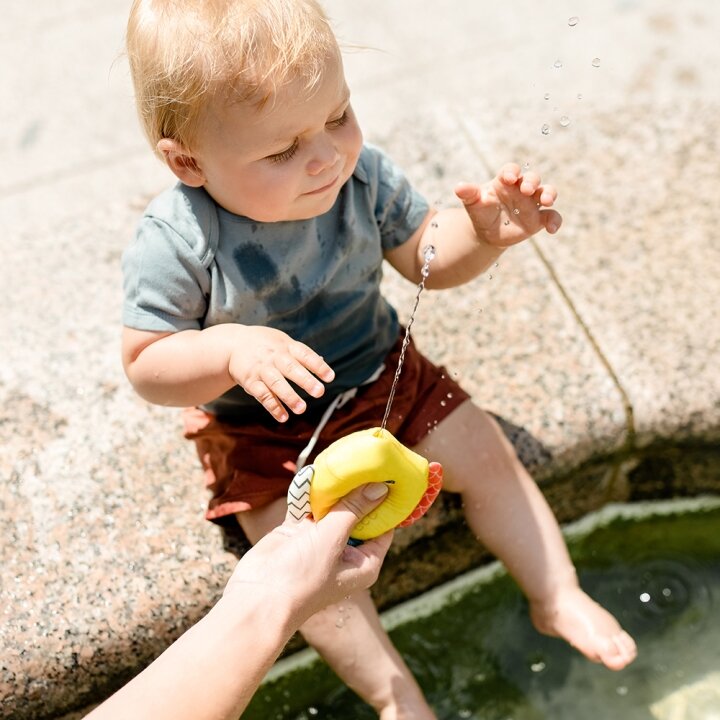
[319,483,389,540]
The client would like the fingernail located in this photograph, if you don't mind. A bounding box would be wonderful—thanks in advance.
[548,223,558,233]
[363,483,389,500]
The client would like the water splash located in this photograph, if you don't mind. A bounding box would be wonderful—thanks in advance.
[559,116,571,127]
[568,16,579,27]
[592,57,601,68]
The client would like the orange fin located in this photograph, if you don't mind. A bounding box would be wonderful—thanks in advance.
[398,462,443,528]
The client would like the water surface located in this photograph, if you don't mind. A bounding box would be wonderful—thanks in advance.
[246,499,720,719]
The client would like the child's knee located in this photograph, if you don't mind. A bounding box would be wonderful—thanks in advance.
[235,496,287,543]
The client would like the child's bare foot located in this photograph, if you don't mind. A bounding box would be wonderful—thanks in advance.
[529,585,637,670]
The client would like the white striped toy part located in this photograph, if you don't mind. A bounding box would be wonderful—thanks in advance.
[286,427,443,540]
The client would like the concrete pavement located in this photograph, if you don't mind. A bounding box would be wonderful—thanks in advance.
[1,1,719,717]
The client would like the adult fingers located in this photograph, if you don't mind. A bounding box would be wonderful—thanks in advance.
[317,483,389,543]
[337,530,394,591]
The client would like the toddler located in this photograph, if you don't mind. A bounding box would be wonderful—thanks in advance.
[123,1,636,717]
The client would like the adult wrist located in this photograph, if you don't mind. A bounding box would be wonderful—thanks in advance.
[217,581,300,640]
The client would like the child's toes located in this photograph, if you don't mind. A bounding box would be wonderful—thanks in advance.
[600,631,637,671]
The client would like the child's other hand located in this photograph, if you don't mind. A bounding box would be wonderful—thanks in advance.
[455,163,562,248]
[228,327,335,422]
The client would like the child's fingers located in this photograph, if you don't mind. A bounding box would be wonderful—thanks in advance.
[290,341,335,383]
[533,184,558,206]
[519,171,541,195]
[540,208,563,234]
[275,354,328,400]
[246,366,308,418]
[247,378,291,422]
[454,182,482,207]
[498,162,522,185]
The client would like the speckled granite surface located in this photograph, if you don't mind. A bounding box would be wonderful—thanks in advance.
[2,2,719,718]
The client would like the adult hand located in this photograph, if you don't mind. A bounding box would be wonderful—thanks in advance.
[87,483,393,720]
[223,482,393,624]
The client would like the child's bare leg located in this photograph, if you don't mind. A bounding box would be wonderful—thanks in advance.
[412,401,637,670]
[237,499,435,719]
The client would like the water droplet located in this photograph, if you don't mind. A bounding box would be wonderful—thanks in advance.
[447,392,453,399]
[531,660,546,672]
[488,274,493,280]
[423,244,436,262]
[430,220,439,228]
[640,592,651,603]
[513,208,520,215]
[616,685,629,696]
[568,16,579,26]
[541,123,551,135]
[662,587,672,598]
[335,618,345,628]
[440,400,447,407]
[544,92,551,100]
[522,161,530,171]
[553,59,563,69]
[494,262,499,268]
[577,93,583,100]
[559,115,571,127]
[308,708,319,716]
[459,710,472,719]
[503,219,510,225]
[592,57,601,68]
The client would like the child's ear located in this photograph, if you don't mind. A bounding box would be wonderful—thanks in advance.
[157,139,205,187]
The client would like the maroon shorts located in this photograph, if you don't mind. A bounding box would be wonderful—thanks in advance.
[182,336,470,525]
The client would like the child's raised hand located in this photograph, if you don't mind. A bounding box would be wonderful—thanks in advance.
[228,327,335,422]
[455,163,562,248]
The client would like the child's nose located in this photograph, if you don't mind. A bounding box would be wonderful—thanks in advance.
[306,134,339,176]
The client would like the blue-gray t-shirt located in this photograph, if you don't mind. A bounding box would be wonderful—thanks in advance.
[122,144,429,421]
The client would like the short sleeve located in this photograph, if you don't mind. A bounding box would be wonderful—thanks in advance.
[358,145,430,251]
[122,216,210,332]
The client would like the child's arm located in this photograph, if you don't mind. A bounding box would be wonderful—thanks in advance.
[122,324,335,422]
[384,163,562,289]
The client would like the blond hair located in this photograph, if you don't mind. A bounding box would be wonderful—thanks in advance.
[126,0,338,152]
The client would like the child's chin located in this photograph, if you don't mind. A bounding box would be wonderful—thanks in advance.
[294,191,341,219]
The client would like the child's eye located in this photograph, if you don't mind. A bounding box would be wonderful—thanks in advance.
[327,110,349,129]
[267,139,299,163]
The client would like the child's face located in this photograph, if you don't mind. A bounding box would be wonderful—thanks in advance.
[192,54,363,222]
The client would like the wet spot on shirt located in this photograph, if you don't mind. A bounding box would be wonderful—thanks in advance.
[267,275,303,313]
[233,243,279,293]
[334,192,353,252]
